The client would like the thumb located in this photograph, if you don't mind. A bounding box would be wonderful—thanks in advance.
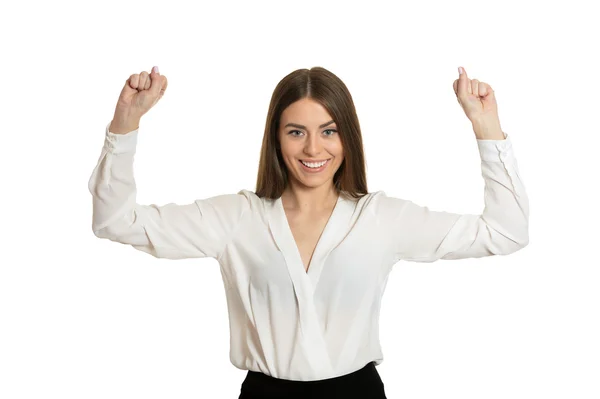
[458,66,469,98]
[149,66,166,97]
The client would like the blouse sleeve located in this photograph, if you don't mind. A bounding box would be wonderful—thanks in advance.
[88,122,249,260]
[378,132,529,263]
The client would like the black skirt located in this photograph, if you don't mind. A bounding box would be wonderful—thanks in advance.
[238,361,387,399]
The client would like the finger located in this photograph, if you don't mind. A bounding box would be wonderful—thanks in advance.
[453,79,458,96]
[479,81,489,97]
[119,75,137,98]
[472,79,479,97]
[149,66,165,97]
[159,75,168,97]
[138,71,149,92]
[458,66,469,98]
[144,76,151,90]
[128,73,140,90]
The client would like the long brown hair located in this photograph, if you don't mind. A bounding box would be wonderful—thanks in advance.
[255,66,368,200]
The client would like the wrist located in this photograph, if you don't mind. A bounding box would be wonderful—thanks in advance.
[472,119,505,140]
[109,118,140,135]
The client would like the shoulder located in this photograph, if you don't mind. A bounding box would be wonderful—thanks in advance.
[236,189,269,207]
[193,189,262,218]
[358,190,399,207]
[235,189,274,217]
[335,190,400,221]
[360,190,414,219]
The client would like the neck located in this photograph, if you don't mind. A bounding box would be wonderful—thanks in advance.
[281,181,339,212]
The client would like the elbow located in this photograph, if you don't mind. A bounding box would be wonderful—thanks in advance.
[91,222,167,260]
[488,230,528,256]
[516,225,529,249]
[91,218,124,241]
[92,225,112,240]
[91,210,137,241]
[520,234,529,248]
[517,235,529,250]
[505,234,529,255]
[499,223,529,255]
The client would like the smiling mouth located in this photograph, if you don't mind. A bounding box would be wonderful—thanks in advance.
[299,159,330,168]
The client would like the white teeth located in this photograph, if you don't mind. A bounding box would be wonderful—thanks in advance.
[301,160,327,168]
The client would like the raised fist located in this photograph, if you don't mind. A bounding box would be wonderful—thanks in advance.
[110,66,168,133]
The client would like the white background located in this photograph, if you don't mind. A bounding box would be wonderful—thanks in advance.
[1,0,599,398]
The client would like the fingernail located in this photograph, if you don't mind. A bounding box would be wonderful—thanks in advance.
[458,67,463,75]
[152,66,159,74]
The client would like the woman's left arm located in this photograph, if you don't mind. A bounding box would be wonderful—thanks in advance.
[381,67,529,262]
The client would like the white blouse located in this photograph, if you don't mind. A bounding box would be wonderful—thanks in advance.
[88,121,529,381]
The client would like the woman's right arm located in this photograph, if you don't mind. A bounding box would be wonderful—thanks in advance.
[88,121,249,260]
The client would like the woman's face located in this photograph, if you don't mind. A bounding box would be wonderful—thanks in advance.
[278,97,344,191]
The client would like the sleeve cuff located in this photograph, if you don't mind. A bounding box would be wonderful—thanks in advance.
[103,121,139,154]
[476,132,514,162]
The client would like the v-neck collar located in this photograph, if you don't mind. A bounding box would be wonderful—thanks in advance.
[282,193,341,273]
[268,191,354,291]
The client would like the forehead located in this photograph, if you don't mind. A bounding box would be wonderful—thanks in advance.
[280,98,334,124]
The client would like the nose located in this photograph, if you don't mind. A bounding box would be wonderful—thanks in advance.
[303,132,323,156]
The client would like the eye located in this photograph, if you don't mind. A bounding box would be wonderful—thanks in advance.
[287,129,337,137]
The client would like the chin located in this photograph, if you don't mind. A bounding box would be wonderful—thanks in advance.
[295,178,334,189]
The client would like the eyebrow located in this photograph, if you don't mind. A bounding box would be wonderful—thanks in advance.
[284,120,336,129]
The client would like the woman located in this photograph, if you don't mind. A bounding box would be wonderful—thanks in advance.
[89,65,529,398]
